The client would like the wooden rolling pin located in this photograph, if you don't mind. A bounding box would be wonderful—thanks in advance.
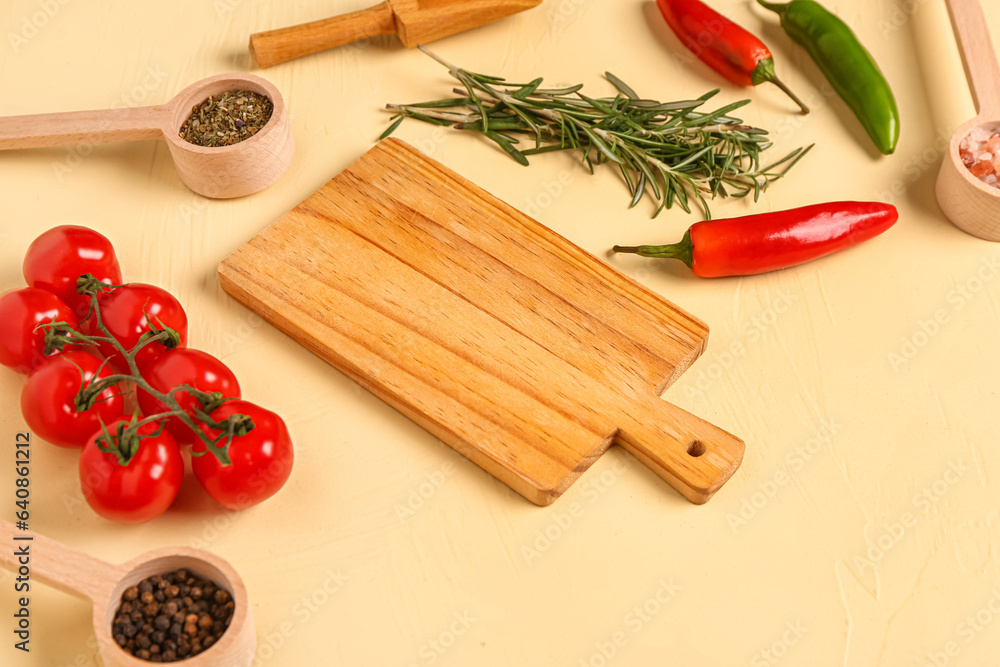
[249,0,542,68]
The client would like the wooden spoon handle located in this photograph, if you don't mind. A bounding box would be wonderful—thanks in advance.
[945,0,1000,117]
[249,2,397,68]
[0,105,169,151]
[615,399,744,504]
[0,520,118,604]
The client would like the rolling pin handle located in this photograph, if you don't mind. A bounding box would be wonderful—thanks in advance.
[249,2,398,68]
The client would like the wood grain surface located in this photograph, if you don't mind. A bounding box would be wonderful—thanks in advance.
[218,138,744,505]
[248,0,543,68]
[945,0,1000,117]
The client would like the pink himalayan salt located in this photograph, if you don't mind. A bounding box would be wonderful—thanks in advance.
[962,126,1000,188]
[971,160,995,178]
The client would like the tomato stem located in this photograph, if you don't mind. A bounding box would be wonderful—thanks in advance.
[95,419,142,466]
[56,278,251,467]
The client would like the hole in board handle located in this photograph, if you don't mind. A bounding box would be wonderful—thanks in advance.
[686,441,706,457]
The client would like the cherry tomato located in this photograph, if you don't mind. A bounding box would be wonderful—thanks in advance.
[83,283,188,371]
[21,350,125,448]
[192,400,293,510]
[79,419,183,523]
[23,225,123,319]
[137,349,241,444]
[0,288,80,374]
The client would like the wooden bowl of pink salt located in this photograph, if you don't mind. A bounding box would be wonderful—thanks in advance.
[936,0,1000,241]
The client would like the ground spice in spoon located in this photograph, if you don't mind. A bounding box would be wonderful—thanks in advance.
[113,568,234,662]
[179,89,273,147]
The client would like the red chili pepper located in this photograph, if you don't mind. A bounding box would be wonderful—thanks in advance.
[656,0,809,114]
[612,201,898,277]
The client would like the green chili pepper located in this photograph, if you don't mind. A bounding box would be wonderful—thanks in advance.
[758,0,899,155]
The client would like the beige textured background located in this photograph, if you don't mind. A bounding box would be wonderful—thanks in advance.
[1,0,998,665]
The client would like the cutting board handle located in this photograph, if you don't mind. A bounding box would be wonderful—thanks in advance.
[615,399,744,504]
[249,2,397,68]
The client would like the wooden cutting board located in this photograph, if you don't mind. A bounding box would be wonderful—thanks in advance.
[218,139,744,505]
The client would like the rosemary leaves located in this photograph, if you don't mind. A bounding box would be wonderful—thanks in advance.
[382,47,811,218]
[179,90,273,148]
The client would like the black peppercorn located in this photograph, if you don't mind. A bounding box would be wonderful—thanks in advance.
[112,569,233,663]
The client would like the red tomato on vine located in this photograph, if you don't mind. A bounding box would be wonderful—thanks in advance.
[192,400,293,510]
[21,350,125,448]
[83,283,188,371]
[137,349,241,444]
[79,419,184,523]
[0,287,79,374]
[23,225,123,319]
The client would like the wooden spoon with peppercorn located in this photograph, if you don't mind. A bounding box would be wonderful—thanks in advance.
[0,520,254,666]
[0,72,294,199]
[936,0,1000,240]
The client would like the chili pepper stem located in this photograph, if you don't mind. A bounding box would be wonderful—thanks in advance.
[751,58,809,114]
[612,230,694,268]
[757,0,788,13]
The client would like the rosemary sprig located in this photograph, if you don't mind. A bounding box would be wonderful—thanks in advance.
[382,47,812,218]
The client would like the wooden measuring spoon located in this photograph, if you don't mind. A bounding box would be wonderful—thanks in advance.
[249,0,542,68]
[936,0,1000,240]
[0,73,294,199]
[0,521,255,666]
